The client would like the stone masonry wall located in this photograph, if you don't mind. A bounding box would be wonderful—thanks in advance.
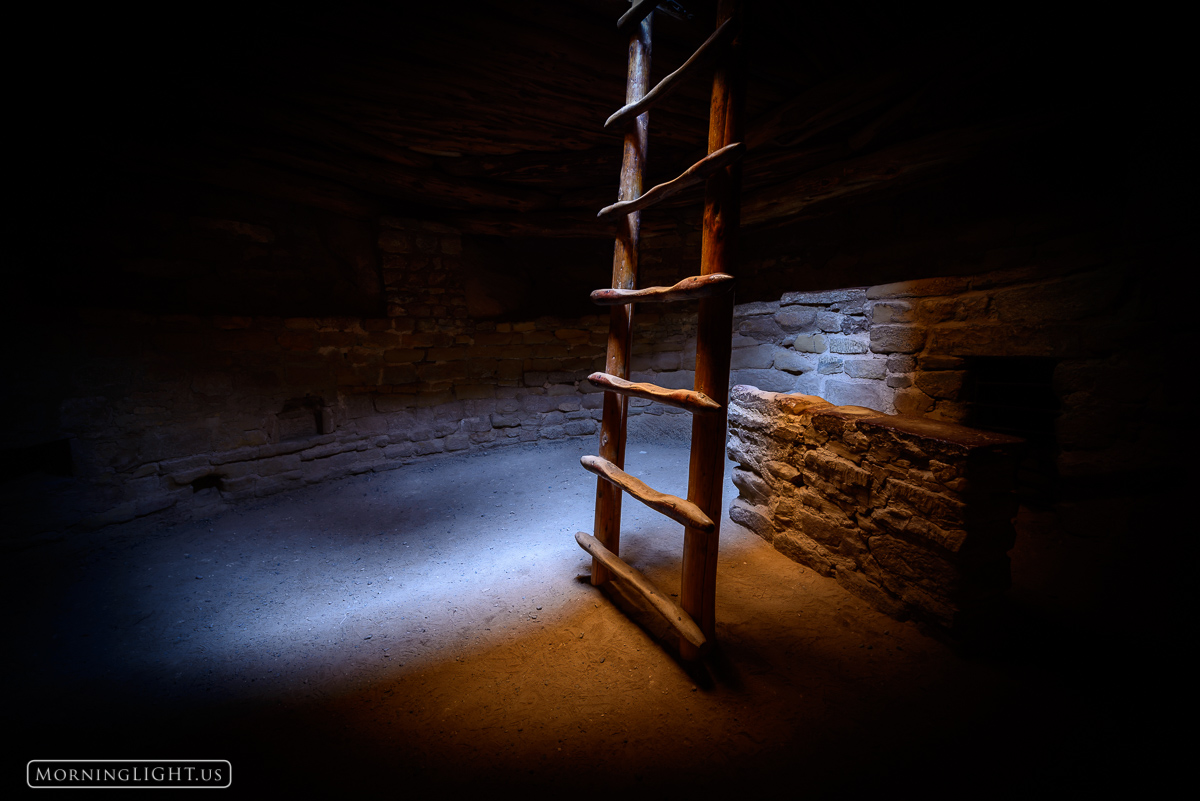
[716,257,1166,540]
[4,215,700,536]
[721,259,1132,421]
[8,204,1163,549]
[9,308,615,535]
[727,385,1023,633]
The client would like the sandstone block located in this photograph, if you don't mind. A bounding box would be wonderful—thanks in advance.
[764,460,800,483]
[729,498,774,542]
[462,416,492,433]
[782,288,865,306]
[775,306,817,332]
[870,325,927,354]
[914,370,966,400]
[564,420,597,437]
[817,355,843,375]
[730,369,796,393]
[828,335,868,354]
[844,359,885,380]
[872,301,915,324]
[730,344,779,370]
[413,439,444,456]
[738,316,785,342]
[772,526,838,575]
[773,350,813,374]
[793,334,827,353]
[732,467,772,505]
[885,479,966,527]
[445,434,470,451]
[840,315,868,334]
[816,311,843,332]
[793,372,822,396]
[384,442,416,459]
[823,380,887,413]
[892,387,935,416]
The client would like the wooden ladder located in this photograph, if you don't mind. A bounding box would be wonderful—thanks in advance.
[576,0,745,660]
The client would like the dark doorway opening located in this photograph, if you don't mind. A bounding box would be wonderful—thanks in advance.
[962,357,1059,506]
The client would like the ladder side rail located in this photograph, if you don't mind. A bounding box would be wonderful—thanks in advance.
[592,11,652,586]
[576,531,706,648]
[680,0,745,659]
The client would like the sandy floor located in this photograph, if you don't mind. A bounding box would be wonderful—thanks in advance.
[5,436,1172,796]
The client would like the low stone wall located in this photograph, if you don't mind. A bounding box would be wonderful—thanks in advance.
[7,303,705,536]
[719,259,1130,420]
[8,221,1152,547]
[8,310,613,535]
[727,385,1023,634]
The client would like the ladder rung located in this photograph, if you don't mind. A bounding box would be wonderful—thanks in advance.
[591,273,734,305]
[581,455,715,532]
[575,531,707,648]
[617,0,656,34]
[605,17,736,131]
[588,372,721,412]
[597,142,744,220]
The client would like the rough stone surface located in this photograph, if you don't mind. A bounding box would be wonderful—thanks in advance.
[782,288,866,306]
[822,380,887,411]
[844,359,886,380]
[914,371,966,400]
[870,325,928,354]
[893,388,936,416]
[793,333,827,353]
[774,306,817,332]
[730,369,796,393]
[14,253,1144,549]
[816,311,843,333]
[772,350,813,374]
[727,385,1022,633]
[817,355,844,375]
[730,344,779,370]
[828,335,868,354]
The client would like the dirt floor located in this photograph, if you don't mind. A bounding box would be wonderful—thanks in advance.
[4,433,1176,796]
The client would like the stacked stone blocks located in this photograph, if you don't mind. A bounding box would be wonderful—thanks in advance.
[727,385,1022,633]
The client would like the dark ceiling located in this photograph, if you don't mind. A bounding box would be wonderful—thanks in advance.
[14,0,1181,319]
[36,1,1153,234]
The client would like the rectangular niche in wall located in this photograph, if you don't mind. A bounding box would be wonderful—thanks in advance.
[276,397,333,442]
[961,357,1058,506]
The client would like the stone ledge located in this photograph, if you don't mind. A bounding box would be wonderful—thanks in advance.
[728,384,1022,634]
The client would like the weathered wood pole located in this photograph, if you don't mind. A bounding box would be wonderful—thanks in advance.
[583,455,715,532]
[592,11,651,586]
[680,0,744,658]
[576,531,706,648]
